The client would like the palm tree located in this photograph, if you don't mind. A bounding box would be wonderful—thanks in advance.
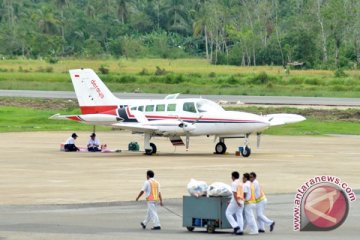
[34,7,60,35]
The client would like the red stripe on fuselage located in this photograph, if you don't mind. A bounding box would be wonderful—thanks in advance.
[80,106,117,114]
[81,106,264,123]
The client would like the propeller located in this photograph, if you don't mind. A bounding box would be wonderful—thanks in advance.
[177,116,200,151]
[256,132,261,148]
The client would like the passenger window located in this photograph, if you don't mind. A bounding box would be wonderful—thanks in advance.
[145,105,154,112]
[167,103,176,112]
[156,104,165,112]
[138,106,144,112]
[183,102,197,113]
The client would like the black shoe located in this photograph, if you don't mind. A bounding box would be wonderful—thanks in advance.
[270,221,275,232]
[235,231,244,235]
[140,222,146,229]
[258,229,265,233]
[233,226,240,234]
[151,226,161,230]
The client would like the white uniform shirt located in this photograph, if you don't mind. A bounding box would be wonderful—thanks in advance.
[230,179,241,202]
[141,178,161,199]
[65,137,75,144]
[253,179,261,199]
[88,138,100,147]
[243,180,251,201]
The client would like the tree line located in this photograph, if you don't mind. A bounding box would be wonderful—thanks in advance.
[0,0,359,69]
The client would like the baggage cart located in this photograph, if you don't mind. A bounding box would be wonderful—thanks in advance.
[182,195,231,233]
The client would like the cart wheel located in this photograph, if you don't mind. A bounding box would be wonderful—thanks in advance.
[207,225,215,233]
[186,226,195,232]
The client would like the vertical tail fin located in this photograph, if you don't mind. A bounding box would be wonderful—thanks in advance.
[69,69,119,114]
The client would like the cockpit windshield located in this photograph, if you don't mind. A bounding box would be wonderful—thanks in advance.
[196,99,225,113]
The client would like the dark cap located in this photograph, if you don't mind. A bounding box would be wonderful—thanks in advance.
[72,133,78,138]
[90,133,96,137]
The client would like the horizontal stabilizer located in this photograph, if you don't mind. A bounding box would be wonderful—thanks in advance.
[49,113,123,124]
[265,113,306,126]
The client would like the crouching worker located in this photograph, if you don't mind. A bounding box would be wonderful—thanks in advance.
[64,133,80,152]
[225,171,244,235]
[87,133,101,152]
[136,170,163,230]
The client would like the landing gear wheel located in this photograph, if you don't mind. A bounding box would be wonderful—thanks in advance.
[215,142,227,154]
[186,226,195,232]
[241,146,251,157]
[145,149,153,155]
[145,143,157,155]
[150,143,157,154]
[207,225,215,233]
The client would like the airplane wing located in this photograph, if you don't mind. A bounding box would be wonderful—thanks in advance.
[111,123,158,133]
[265,113,306,126]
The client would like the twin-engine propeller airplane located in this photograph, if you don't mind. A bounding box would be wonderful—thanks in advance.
[50,68,305,156]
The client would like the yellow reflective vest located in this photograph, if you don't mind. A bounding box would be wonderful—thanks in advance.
[256,186,266,203]
[245,182,256,205]
[236,182,244,201]
[146,179,159,201]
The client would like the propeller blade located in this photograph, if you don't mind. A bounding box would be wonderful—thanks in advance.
[185,135,190,151]
[256,133,261,148]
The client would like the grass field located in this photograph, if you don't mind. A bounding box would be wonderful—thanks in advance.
[1,98,359,135]
[1,58,360,97]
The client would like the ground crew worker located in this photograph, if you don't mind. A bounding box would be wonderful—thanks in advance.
[250,172,275,233]
[136,170,163,230]
[225,171,244,235]
[243,173,258,235]
[64,133,79,152]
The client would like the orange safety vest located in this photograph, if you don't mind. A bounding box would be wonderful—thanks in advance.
[146,179,159,201]
[236,182,244,201]
[256,185,266,203]
[245,182,256,205]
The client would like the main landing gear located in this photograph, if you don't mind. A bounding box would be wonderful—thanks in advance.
[215,136,252,157]
[144,133,157,155]
[145,142,157,155]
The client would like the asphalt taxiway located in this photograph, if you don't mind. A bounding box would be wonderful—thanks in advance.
[0,131,358,239]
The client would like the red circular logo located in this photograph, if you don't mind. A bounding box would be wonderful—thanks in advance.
[304,185,348,230]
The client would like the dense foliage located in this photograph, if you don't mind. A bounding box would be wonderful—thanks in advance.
[0,0,359,69]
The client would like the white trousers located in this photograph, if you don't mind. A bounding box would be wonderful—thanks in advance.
[256,199,273,230]
[143,201,161,227]
[244,204,258,233]
[225,200,244,231]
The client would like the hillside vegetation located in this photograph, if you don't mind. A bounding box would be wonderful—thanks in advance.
[0,0,359,69]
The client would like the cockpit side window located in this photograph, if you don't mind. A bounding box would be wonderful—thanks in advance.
[138,106,144,112]
[183,102,197,113]
[196,100,225,112]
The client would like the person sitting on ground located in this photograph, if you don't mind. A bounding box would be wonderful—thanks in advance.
[87,133,101,152]
[64,133,80,152]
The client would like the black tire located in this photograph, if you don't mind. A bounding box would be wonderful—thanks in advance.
[186,226,195,232]
[207,225,215,233]
[241,146,251,157]
[215,142,227,154]
[150,142,157,154]
[145,149,153,155]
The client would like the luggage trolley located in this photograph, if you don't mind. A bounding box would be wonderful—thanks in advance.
[182,196,232,233]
